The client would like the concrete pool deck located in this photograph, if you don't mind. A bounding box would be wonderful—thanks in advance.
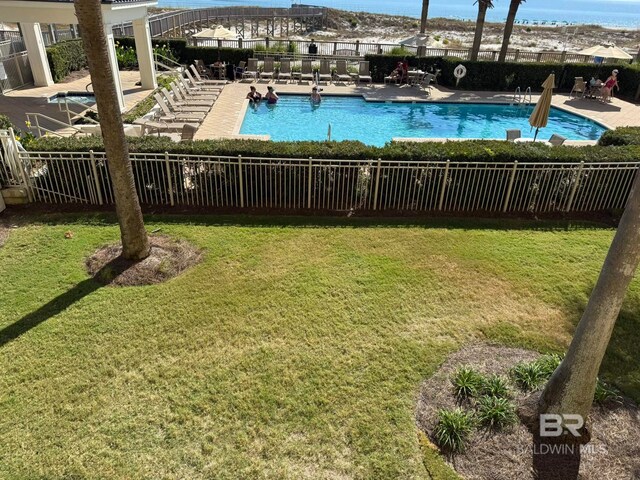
[195,80,640,143]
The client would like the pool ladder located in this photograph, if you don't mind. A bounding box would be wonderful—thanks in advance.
[513,86,532,106]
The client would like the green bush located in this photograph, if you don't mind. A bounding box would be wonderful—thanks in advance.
[433,408,475,453]
[451,366,484,399]
[510,354,562,391]
[598,127,640,146]
[46,39,87,82]
[480,374,512,399]
[594,379,621,404]
[475,396,518,429]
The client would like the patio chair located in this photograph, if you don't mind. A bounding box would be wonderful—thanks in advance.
[160,88,210,113]
[548,134,567,146]
[153,93,206,123]
[161,123,199,142]
[134,119,198,136]
[235,61,246,80]
[300,59,314,83]
[420,73,436,94]
[278,59,292,82]
[186,68,222,90]
[194,60,211,79]
[506,129,521,141]
[570,77,586,99]
[318,60,332,83]
[170,82,216,105]
[242,58,259,81]
[356,61,372,85]
[260,57,275,80]
[179,75,220,96]
[335,60,352,84]
[384,71,400,85]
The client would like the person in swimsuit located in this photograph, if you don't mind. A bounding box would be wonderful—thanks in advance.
[601,69,619,103]
[265,86,279,105]
[246,86,262,104]
[310,86,322,104]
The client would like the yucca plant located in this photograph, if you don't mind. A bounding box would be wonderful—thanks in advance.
[476,395,518,429]
[433,408,475,453]
[451,366,484,399]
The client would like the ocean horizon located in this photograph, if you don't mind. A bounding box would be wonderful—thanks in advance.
[156,0,640,29]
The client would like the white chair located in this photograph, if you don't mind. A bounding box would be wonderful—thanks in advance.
[160,89,210,113]
[549,134,567,146]
[356,61,372,85]
[506,129,521,141]
[153,93,205,123]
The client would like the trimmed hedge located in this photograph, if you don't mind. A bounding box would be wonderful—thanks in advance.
[46,39,87,82]
[598,127,640,146]
[25,135,640,165]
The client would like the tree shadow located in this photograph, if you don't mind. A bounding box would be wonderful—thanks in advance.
[0,258,131,348]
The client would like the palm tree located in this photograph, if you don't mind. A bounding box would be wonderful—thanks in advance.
[537,170,640,476]
[499,0,525,62]
[470,0,494,61]
[420,0,430,34]
[74,0,150,261]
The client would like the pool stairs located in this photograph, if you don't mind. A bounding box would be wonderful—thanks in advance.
[512,86,532,106]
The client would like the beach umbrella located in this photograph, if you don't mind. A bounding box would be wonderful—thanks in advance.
[529,73,555,141]
[577,44,632,60]
[399,34,429,47]
[192,25,238,40]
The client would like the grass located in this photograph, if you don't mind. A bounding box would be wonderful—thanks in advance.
[0,214,638,479]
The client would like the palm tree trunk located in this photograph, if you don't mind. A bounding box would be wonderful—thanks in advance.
[539,169,640,421]
[74,0,150,261]
[499,0,522,62]
[470,2,489,61]
[420,0,430,34]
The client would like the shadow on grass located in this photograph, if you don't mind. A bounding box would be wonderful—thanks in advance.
[0,258,130,348]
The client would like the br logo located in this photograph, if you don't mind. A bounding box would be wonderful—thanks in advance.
[539,414,584,437]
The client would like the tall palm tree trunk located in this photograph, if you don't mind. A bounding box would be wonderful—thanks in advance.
[420,0,430,34]
[74,0,150,261]
[470,1,492,61]
[499,0,524,62]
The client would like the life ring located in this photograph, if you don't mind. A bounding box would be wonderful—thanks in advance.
[453,64,467,86]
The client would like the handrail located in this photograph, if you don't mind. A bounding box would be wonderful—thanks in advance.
[59,96,99,126]
[154,52,183,71]
[512,86,521,104]
[524,87,532,105]
[26,113,84,138]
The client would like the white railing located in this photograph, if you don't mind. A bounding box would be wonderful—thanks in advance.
[9,149,639,214]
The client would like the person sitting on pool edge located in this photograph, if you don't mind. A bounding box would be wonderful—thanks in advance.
[265,86,279,105]
[310,86,322,104]
[246,86,262,104]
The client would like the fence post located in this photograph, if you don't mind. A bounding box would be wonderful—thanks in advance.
[514,49,520,62]
[89,150,103,205]
[502,161,518,212]
[565,161,585,212]
[307,157,313,209]
[492,51,497,61]
[372,158,382,210]
[165,152,174,206]
[238,155,244,208]
[560,50,567,63]
[333,41,337,55]
[265,37,270,49]
[376,43,381,55]
[536,52,543,62]
[238,37,243,49]
[438,160,450,211]
[355,40,360,55]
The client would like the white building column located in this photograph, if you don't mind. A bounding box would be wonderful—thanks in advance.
[103,24,126,112]
[20,22,53,87]
[132,17,157,90]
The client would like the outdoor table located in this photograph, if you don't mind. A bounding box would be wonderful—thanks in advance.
[407,70,425,86]
[209,63,226,80]
[514,138,552,146]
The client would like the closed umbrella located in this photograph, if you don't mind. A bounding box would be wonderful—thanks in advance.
[577,44,632,60]
[529,73,555,141]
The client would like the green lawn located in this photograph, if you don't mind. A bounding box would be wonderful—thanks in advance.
[0,215,638,479]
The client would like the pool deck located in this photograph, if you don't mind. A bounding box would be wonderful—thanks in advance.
[195,80,640,143]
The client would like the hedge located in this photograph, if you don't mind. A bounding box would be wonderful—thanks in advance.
[25,135,640,165]
[46,39,87,82]
[598,127,640,146]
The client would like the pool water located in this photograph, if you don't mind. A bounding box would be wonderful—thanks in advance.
[48,92,96,104]
[240,95,606,146]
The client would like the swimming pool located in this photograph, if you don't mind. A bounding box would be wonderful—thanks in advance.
[48,92,96,104]
[239,95,606,146]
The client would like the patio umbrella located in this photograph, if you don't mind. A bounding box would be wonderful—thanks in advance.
[399,34,429,47]
[529,73,555,141]
[192,25,238,40]
[577,44,632,60]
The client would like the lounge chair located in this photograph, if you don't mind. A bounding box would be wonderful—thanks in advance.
[278,59,292,82]
[260,57,275,80]
[318,60,332,83]
[384,72,400,85]
[570,77,586,99]
[548,134,567,146]
[185,69,222,91]
[356,61,372,85]
[153,93,206,123]
[179,75,220,96]
[164,86,213,107]
[194,60,211,79]
[242,58,259,81]
[506,129,521,141]
[161,123,199,142]
[335,60,352,84]
[160,88,210,113]
[190,65,223,86]
[235,61,246,80]
[134,119,199,136]
[170,82,215,105]
[300,60,314,83]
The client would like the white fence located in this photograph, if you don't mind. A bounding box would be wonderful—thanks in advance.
[5,148,637,214]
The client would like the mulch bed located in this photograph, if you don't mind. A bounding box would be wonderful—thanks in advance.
[415,344,640,480]
[86,235,202,286]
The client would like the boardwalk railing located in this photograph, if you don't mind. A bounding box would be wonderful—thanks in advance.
[6,148,637,214]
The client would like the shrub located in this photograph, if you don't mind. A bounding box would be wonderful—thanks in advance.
[46,39,87,82]
[594,379,621,404]
[475,396,518,429]
[598,127,640,146]
[511,354,562,391]
[451,366,484,399]
[433,408,475,453]
[389,46,411,56]
[480,374,512,399]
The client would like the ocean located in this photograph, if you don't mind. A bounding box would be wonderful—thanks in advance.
[156,0,640,29]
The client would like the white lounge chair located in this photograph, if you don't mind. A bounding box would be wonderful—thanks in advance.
[549,134,567,146]
[160,89,210,113]
[170,82,215,105]
[179,75,219,96]
[356,61,372,85]
[184,70,222,92]
[335,60,352,84]
[278,59,292,82]
[163,87,213,107]
[260,57,275,80]
[153,93,206,123]
[161,123,199,142]
[190,65,223,86]
[174,79,218,100]
[506,129,521,141]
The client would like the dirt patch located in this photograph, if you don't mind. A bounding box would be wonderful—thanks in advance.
[415,344,640,480]
[86,235,202,286]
